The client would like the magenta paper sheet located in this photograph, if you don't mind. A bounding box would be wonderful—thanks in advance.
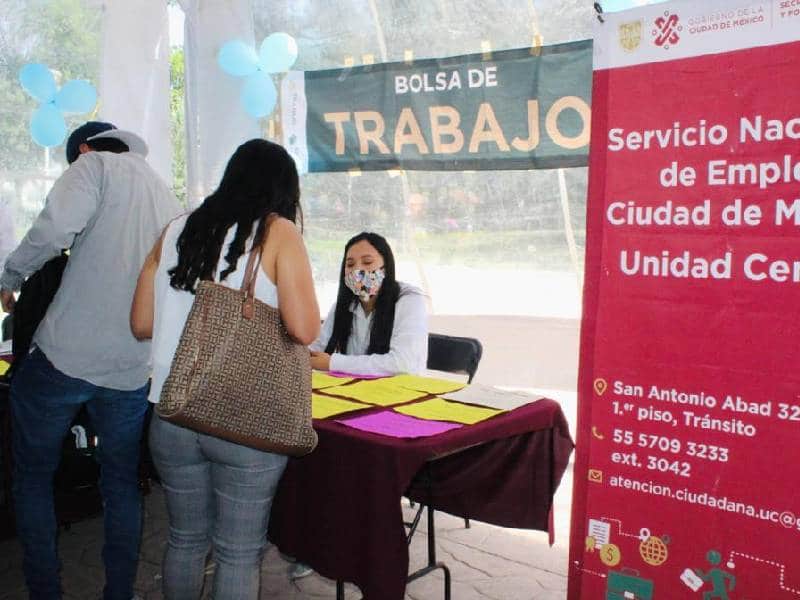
[335,410,463,438]
[327,370,386,380]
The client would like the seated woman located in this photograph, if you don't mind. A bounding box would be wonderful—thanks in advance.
[310,231,428,376]
[286,232,427,580]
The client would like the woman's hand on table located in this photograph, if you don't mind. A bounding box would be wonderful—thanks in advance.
[310,351,331,371]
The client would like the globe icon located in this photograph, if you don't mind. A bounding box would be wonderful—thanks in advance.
[640,535,669,566]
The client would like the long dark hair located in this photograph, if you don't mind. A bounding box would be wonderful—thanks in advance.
[325,232,400,355]
[168,139,301,292]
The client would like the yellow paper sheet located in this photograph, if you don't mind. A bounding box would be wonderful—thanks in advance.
[312,370,354,390]
[312,393,367,419]
[0,360,8,377]
[394,397,504,425]
[323,380,427,406]
[383,374,466,395]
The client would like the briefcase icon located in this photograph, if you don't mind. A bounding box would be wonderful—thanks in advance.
[606,568,654,600]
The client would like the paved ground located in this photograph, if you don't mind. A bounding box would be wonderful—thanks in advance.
[0,457,573,600]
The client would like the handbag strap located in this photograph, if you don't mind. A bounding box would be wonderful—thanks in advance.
[240,215,274,319]
[241,247,262,297]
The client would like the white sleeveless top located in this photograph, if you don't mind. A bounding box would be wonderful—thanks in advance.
[148,214,279,403]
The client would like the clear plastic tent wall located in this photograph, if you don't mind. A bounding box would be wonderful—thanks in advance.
[0,0,171,238]
[1,0,593,390]
[181,0,592,318]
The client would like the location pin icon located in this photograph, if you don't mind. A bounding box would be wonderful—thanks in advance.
[594,378,607,396]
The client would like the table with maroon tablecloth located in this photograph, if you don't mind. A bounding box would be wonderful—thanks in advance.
[267,396,573,600]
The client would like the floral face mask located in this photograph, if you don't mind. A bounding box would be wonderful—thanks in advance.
[344,268,386,301]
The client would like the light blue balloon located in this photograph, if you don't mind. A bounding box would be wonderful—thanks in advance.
[259,32,298,74]
[55,80,97,114]
[30,103,67,147]
[19,63,57,103]
[241,74,277,118]
[218,40,259,77]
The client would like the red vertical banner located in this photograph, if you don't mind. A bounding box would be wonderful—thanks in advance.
[570,1,800,599]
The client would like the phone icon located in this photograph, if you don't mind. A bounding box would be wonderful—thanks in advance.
[592,426,604,440]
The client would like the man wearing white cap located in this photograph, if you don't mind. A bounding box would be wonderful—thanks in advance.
[0,121,181,600]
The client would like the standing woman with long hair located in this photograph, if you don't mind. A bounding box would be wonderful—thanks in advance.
[309,232,427,375]
[130,139,319,599]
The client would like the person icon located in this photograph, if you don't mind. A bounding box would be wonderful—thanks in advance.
[695,550,736,600]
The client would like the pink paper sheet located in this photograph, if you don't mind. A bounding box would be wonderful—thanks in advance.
[335,410,462,438]
[327,370,386,380]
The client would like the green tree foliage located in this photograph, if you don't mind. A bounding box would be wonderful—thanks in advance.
[0,0,101,173]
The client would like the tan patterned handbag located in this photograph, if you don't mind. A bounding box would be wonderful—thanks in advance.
[156,245,317,456]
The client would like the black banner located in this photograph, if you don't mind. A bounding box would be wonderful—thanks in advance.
[280,40,593,172]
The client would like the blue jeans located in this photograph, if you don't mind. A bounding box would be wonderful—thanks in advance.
[149,414,288,600]
[11,348,149,600]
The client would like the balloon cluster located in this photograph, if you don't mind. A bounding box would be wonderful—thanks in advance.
[19,63,97,147]
[217,32,298,118]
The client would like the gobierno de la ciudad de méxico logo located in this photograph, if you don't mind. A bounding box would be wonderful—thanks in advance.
[652,11,682,49]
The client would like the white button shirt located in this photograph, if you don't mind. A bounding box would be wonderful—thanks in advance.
[310,282,428,376]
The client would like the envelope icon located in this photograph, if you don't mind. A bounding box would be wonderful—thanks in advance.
[588,469,603,483]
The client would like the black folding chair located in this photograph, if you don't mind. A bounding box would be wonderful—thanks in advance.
[407,334,484,531]
[426,333,483,384]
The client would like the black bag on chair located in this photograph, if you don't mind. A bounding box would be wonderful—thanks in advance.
[9,251,68,376]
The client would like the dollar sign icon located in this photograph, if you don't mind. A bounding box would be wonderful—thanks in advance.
[599,543,621,567]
